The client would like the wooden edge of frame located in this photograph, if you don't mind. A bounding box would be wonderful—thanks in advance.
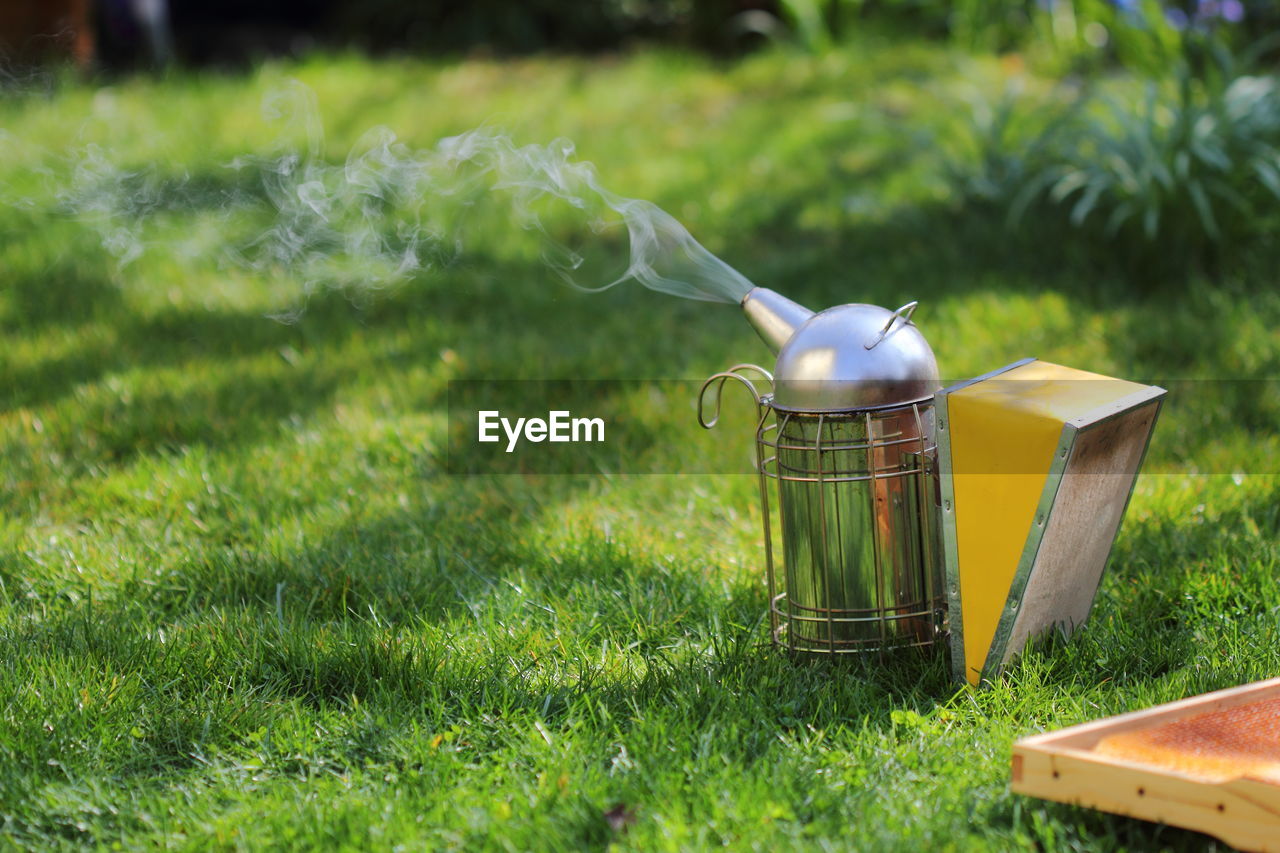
[1012,736,1280,852]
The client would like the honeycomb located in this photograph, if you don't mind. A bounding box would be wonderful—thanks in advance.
[1095,697,1280,785]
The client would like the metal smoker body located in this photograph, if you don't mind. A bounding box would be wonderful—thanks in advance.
[701,287,945,654]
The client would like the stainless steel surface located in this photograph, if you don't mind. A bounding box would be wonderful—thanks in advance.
[864,301,918,350]
[765,404,940,652]
[697,368,944,655]
[772,304,939,412]
[902,447,945,641]
[697,363,774,429]
[739,287,940,412]
[741,287,815,354]
[702,285,946,656]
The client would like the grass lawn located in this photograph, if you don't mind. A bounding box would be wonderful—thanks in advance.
[3,38,1279,850]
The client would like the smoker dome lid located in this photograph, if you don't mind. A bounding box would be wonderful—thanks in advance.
[771,302,940,412]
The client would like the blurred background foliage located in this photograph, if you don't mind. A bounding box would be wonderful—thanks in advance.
[5,1,1279,280]
[950,31,1280,280]
[7,1,1280,63]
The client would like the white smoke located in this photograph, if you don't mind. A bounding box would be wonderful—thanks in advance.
[52,79,754,307]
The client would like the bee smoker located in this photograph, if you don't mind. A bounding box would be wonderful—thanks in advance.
[699,287,946,654]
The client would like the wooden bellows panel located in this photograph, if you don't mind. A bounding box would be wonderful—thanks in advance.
[998,400,1162,670]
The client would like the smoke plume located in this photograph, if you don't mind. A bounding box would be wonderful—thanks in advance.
[50,80,755,309]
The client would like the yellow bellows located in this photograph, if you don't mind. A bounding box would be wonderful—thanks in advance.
[937,360,1164,686]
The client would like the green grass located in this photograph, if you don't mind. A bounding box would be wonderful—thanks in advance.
[2,39,1279,850]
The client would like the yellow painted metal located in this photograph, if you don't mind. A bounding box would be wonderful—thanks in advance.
[949,361,1145,685]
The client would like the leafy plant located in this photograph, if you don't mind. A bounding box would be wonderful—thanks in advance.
[957,46,1280,279]
[1046,76,1276,267]
[777,0,835,53]
[1020,0,1186,76]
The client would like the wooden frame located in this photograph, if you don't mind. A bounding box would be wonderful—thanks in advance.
[1013,677,1280,852]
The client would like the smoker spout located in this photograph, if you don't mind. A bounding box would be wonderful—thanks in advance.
[741,287,815,354]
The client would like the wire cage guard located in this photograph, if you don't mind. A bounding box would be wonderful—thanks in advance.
[700,365,946,655]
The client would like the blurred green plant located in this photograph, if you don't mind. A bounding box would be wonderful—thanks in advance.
[159,0,1277,64]
[850,0,1267,75]
[948,0,1038,52]
[1025,72,1280,242]
[730,0,862,54]
[1024,0,1183,75]
[954,42,1280,280]
[776,0,836,52]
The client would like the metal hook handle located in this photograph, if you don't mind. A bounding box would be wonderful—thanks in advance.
[698,364,773,429]
[864,301,918,350]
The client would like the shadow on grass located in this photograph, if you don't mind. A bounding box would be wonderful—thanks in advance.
[6,477,1277,853]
